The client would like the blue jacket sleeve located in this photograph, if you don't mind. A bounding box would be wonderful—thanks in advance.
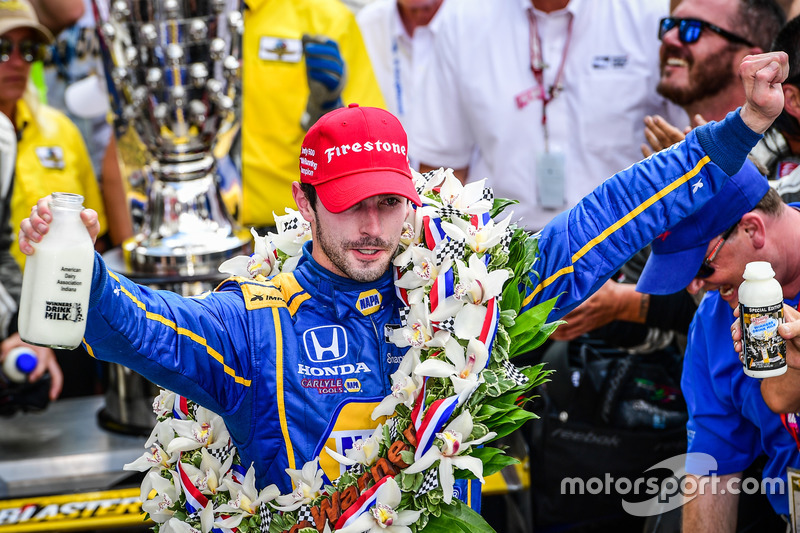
[84,252,254,417]
[523,109,761,320]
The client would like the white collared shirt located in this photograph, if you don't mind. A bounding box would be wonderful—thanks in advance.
[414,0,688,230]
[357,0,451,169]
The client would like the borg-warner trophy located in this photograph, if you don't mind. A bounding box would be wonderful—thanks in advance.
[93,0,251,433]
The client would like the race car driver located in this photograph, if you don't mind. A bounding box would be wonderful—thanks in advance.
[17,51,789,516]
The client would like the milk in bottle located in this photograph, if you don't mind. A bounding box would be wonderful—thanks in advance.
[18,193,94,349]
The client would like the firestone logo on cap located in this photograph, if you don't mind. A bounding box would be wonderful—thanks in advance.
[299,105,411,185]
[300,140,407,179]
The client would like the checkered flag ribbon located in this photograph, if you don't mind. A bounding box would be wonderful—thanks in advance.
[348,463,365,477]
[501,359,529,386]
[208,440,234,464]
[415,169,439,195]
[481,186,494,203]
[416,467,439,497]
[387,418,399,442]
[296,503,314,525]
[281,218,299,232]
[398,306,410,327]
[436,316,456,333]
[437,203,464,220]
[498,228,513,252]
[433,238,465,265]
[258,502,272,533]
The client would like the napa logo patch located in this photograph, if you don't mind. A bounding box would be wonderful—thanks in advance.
[35,146,65,169]
[356,289,382,316]
[303,325,348,363]
[344,378,361,392]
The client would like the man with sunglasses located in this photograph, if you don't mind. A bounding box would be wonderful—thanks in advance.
[636,169,800,529]
[644,0,785,155]
[555,0,785,348]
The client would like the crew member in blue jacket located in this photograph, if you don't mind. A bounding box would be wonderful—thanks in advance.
[18,51,789,514]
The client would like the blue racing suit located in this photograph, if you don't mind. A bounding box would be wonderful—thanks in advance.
[83,110,760,500]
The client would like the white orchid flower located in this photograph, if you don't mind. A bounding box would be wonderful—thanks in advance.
[437,173,492,214]
[125,417,180,473]
[372,364,424,419]
[394,246,451,292]
[152,389,176,417]
[404,411,496,504]
[159,517,202,533]
[167,407,230,454]
[218,228,278,279]
[325,424,383,467]
[273,459,324,511]
[214,467,280,529]
[441,213,512,254]
[124,442,175,473]
[398,202,442,249]
[270,208,312,257]
[450,301,495,341]
[389,301,451,355]
[179,447,234,496]
[410,166,446,197]
[336,477,422,533]
[141,470,180,523]
[414,337,487,402]
[455,255,510,305]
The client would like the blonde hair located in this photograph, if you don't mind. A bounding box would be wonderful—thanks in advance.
[20,78,55,137]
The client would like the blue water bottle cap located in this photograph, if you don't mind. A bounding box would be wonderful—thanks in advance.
[15,351,37,374]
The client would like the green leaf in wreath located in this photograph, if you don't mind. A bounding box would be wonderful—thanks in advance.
[421,498,497,533]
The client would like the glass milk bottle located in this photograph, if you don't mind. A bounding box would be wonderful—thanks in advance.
[738,261,787,378]
[18,193,94,349]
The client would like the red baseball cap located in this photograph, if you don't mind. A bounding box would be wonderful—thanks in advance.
[299,104,422,213]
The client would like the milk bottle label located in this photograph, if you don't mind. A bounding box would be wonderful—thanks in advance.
[740,302,787,373]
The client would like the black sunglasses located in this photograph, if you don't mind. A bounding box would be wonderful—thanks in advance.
[658,17,754,47]
[696,221,739,279]
[0,38,47,64]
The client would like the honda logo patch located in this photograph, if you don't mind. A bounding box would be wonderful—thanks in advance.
[303,325,348,363]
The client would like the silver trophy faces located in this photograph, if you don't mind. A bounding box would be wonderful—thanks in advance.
[95,0,250,277]
[93,0,251,433]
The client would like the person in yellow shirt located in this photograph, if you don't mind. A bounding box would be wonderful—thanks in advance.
[0,1,107,268]
[241,0,386,229]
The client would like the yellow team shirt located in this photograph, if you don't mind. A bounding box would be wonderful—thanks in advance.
[12,100,107,267]
[243,0,386,227]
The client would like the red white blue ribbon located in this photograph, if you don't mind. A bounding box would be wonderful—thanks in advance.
[414,394,460,461]
[478,297,500,358]
[177,460,209,515]
[172,395,190,420]
[429,265,455,313]
[335,475,394,530]
[394,265,409,306]
[230,463,247,485]
[423,215,447,250]
[410,377,429,430]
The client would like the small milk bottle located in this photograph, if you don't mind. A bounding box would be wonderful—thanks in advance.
[2,347,37,383]
[17,193,95,349]
[738,261,787,378]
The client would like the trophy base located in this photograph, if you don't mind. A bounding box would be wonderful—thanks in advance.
[120,228,252,278]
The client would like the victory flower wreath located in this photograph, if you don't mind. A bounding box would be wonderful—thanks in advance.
[125,168,559,533]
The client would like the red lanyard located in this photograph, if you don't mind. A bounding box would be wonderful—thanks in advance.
[527,8,573,151]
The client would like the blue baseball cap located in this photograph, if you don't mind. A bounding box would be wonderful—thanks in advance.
[637,162,769,295]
